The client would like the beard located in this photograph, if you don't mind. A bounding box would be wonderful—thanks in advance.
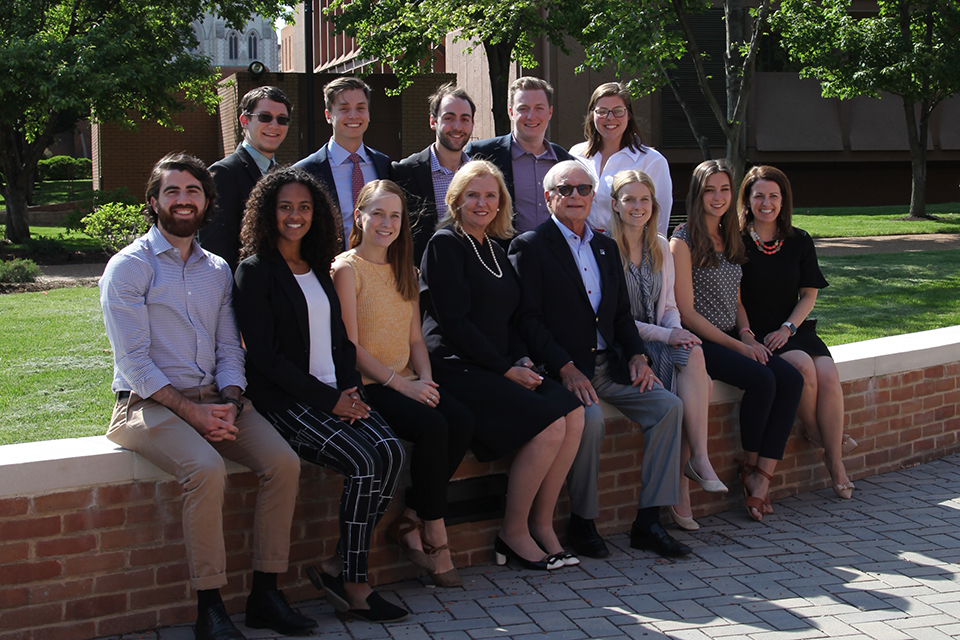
[437,130,469,153]
[156,204,204,238]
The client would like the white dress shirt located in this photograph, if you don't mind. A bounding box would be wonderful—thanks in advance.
[327,139,378,235]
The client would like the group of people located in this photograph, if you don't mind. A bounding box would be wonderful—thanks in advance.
[97,74,857,640]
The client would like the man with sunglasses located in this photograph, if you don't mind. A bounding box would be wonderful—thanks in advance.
[510,160,685,561]
[200,86,292,270]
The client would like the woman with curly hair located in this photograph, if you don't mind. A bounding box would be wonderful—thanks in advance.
[233,167,408,623]
[670,160,803,523]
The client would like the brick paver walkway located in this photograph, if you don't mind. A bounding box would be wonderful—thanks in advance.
[100,453,960,640]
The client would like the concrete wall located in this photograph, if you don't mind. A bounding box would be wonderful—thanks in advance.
[2,327,960,640]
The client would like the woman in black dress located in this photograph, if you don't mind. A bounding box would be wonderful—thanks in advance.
[738,165,855,499]
[420,160,584,570]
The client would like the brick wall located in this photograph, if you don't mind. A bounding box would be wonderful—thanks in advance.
[1,328,959,640]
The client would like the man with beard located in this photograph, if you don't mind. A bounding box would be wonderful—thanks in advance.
[99,153,314,640]
[391,83,475,265]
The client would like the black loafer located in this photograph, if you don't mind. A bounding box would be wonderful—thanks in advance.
[630,522,692,558]
[245,589,318,636]
[195,602,246,640]
[306,565,349,612]
[568,514,610,558]
[346,591,409,623]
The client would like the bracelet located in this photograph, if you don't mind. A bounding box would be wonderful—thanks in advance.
[738,327,754,337]
[222,397,244,415]
[384,370,396,387]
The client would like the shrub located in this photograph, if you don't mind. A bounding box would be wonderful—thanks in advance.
[37,156,92,181]
[23,236,65,256]
[83,202,148,253]
[0,258,41,283]
[65,186,138,233]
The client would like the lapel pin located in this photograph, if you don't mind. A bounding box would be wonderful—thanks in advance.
[599,248,605,256]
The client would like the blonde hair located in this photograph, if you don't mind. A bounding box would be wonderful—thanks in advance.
[439,160,514,240]
[349,180,418,301]
[608,170,663,273]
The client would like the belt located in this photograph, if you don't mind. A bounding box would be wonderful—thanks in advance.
[117,390,130,401]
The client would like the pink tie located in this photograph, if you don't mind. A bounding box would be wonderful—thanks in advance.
[349,153,363,208]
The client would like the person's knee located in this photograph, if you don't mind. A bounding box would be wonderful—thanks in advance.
[564,406,585,440]
[687,345,706,370]
[816,357,841,387]
[581,403,606,450]
[267,445,302,485]
[184,453,227,495]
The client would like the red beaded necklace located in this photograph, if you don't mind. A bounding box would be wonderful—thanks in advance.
[748,222,783,255]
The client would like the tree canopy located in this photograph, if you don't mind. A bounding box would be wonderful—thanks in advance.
[774,0,960,219]
[0,0,291,243]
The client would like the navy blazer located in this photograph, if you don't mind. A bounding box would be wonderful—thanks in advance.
[508,219,649,384]
[199,146,262,271]
[464,134,573,206]
[295,142,393,248]
[391,146,438,266]
[233,250,363,415]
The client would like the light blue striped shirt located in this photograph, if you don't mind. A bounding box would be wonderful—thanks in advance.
[99,225,246,397]
[551,215,607,350]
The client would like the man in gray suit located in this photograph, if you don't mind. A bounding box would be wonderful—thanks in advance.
[510,160,686,560]
[200,86,291,270]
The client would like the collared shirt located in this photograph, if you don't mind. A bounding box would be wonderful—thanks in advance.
[241,140,274,175]
[551,215,607,350]
[327,139,378,235]
[570,141,673,237]
[99,225,246,397]
[511,135,559,233]
[429,144,469,217]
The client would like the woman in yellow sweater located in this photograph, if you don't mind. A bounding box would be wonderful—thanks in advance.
[332,180,475,587]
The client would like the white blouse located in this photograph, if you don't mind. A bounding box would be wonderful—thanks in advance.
[570,141,673,237]
[293,270,338,386]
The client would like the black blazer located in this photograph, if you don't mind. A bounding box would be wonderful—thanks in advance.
[464,134,573,206]
[508,219,649,384]
[295,142,393,249]
[233,250,363,414]
[391,146,437,266]
[199,146,262,271]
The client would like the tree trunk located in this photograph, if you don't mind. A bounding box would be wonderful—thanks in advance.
[0,124,53,244]
[483,39,516,136]
[902,98,931,220]
[661,64,711,160]
[2,183,31,244]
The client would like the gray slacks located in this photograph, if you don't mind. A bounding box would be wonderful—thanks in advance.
[566,355,683,520]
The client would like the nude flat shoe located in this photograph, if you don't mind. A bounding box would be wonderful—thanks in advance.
[668,505,699,531]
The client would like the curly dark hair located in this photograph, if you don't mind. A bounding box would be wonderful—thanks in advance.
[238,166,341,270]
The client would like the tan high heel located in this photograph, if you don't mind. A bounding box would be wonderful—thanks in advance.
[387,516,436,572]
[422,538,462,587]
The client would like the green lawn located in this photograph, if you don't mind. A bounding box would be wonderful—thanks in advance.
[0,287,113,445]
[0,179,90,207]
[794,202,960,238]
[5,225,104,253]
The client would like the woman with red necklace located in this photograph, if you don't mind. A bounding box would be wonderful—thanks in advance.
[738,165,856,500]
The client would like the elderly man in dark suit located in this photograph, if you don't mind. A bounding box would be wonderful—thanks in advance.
[465,77,572,237]
[509,160,686,560]
[199,86,291,270]
[295,76,391,247]
[392,83,475,266]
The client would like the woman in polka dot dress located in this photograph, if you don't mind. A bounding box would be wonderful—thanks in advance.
[670,160,803,523]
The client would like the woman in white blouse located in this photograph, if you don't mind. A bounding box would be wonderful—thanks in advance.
[570,82,673,237]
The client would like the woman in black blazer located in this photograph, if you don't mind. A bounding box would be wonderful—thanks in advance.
[233,167,407,624]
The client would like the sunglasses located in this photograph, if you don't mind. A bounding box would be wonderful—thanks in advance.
[554,183,594,197]
[246,112,291,126]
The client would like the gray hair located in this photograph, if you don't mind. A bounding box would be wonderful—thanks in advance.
[543,160,599,193]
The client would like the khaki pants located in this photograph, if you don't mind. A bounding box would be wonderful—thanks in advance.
[107,385,301,590]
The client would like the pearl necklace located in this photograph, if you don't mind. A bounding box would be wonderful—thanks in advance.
[465,232,503,278]
[748,222,783,255]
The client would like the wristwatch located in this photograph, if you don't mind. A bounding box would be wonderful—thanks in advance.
[782,321,797,336]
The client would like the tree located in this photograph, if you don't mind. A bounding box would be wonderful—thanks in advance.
[773,0,960,220]
[0,0,291,244]
[576,0,774,186]
[326,0,579,135]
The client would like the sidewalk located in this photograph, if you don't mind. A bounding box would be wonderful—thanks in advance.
[97,453,960,640]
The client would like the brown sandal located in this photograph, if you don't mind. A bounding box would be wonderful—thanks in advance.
[737,460,773,522]
[387,516,436,572]
[422,538,463,588]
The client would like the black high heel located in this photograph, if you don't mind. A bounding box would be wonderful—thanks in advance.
[494,537,563,571]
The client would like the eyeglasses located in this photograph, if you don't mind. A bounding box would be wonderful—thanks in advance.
[593,107,627,119]
[246,112,291,126]
[554,183,594,197]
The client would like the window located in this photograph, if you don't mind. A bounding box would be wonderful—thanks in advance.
[248,33,258,60]
[228,33,238,60]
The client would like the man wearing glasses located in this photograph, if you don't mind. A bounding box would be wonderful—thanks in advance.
[510,160,686,561]
[200,86,292,271]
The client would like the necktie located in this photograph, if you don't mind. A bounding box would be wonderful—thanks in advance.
[349,153,363,208]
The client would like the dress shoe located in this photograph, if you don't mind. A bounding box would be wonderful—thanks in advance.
[387,516,436,572]
[683,459,729,493]
[346,591,409,623]
[305,565,349,612]
[245,589,318,636]
[667,505,699,531]
[195,602,245,640]
[494,537,563,570]
[630,522,692,558]
[567,514,610,558]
